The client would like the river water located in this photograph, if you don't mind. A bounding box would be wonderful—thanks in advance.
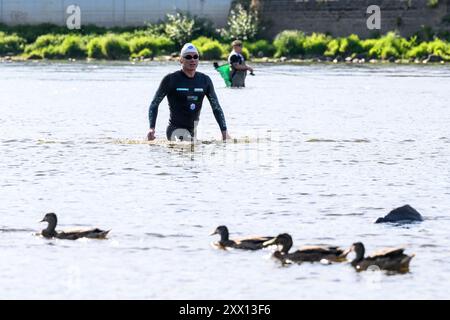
[0,61,449,299]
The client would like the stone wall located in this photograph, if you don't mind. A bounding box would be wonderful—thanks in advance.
[252,0,450,38]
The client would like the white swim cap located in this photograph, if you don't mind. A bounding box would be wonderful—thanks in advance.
[180,43,199,57]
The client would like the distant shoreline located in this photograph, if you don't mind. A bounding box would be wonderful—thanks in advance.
[1,33,449,65]
[1,55,447,65]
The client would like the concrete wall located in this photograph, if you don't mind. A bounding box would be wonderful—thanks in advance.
[1,0,449,36]
[0,0,232,27]
[253,0,450,38]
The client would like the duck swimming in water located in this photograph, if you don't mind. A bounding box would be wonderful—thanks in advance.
[262,233,348,264]
[39,213,110,240]
[210,225,274,250]
[345,242,414,273]
[375,205,423,223]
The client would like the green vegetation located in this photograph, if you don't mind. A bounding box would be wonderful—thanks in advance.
[1,11,449,62]
[0,32,26,55]
[220,4,259,41]
[246,40,275,58]
[192,37,225,60]
[164,12,197,46]
[100,36,130,60]
[273,30,306,58]
[271,31,450,61]
[427,0,439,8]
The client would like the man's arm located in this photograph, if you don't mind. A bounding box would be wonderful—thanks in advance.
[148,74,170,140]
[230,54,253,72]
[206,76,230,140]
[231,62,253,72]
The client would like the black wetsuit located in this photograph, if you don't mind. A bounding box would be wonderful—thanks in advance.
[148,70,227,140]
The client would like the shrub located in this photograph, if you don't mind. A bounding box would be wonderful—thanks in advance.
[5,24,448,62]
[191,16,218,40]
[303,33,330,56]
[324,38,341,57]
[361,38,378,56]
[130,36,175,56]
[164,12,197,46]
[87,38,104,58]
[241,47,250,60]
[130,37,154,55]
[426,38,450,60]
[273,30,305,58]
[367,32,404,59]
[339,34,364,56]
[427,38,449,57]
[380,46,400,59]
[152,37,176,54]
[200,42,224,60]
[192,37,224,60]
[25,34,64,51]
[24,34,65,58]
[59,35,87,58]
[131,48,153,59]
[246,40,275,58]
[220,4,259,41]
[40,45,64,59]
[101,36,130,60]
[191,36,211,48]
[0,33,26,55]
[406,42,429,59]
[427,0,439,8]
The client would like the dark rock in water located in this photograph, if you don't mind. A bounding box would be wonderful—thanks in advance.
[375,205,423,223]
[355,53,367,60]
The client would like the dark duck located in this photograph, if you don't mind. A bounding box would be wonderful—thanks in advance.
[210,225,274,250]
[39,213,110,240]
[345,242,414,273]
[262,233,348,264]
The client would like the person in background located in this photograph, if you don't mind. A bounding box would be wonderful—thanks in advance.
[228,40,254,88]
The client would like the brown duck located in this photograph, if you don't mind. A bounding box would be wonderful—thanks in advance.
[210,225,274,250]
[262,233,348,264]
[346,242,414,273]
[39,213,110,240]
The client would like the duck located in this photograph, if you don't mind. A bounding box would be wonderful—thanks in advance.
[345,242,414,273]
[375,205,423,223]
[210,225,274,250]
[262,233,348,264]
[39,213,110,240]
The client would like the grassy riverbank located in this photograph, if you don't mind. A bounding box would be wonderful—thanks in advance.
[1,25,450,63]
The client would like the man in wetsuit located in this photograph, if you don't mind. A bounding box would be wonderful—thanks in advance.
[228,40,254,88]
[147,43,230,141]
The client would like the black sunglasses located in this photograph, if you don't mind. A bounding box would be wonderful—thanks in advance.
[183,54,199,60]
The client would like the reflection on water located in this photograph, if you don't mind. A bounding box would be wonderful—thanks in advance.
[0,61,449,299]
